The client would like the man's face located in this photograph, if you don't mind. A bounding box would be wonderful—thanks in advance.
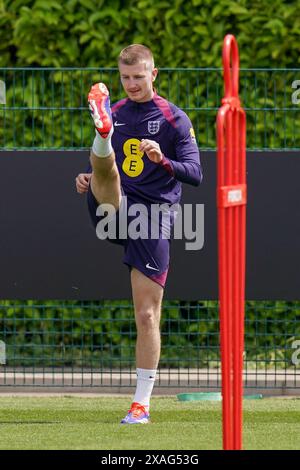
[119,61,158,103]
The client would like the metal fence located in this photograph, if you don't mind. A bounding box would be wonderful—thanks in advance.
[0,300,299,392]
[1,67,300,150]
[0,68,300,392]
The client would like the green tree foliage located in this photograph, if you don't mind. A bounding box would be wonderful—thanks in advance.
[1,0,300,151]
[1,0,300,68]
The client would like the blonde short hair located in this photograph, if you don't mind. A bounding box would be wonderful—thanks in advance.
[118,44,155,70]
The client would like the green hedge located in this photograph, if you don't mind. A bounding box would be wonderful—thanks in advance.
[1,1,300,150]
[1,0,300,68]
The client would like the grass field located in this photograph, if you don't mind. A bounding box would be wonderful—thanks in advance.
[0,395,299,450]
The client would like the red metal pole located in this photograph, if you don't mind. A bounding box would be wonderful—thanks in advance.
[216,35,247,450]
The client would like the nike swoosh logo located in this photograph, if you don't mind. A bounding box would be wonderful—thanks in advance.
[115,121,126,126]
[146,263,160,271]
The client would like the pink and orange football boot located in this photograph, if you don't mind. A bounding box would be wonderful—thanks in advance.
[88,82,113,138]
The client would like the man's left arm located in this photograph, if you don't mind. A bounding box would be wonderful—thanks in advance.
[139,116,203,187]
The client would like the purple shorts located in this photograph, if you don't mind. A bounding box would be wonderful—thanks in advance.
[87,186,169,288]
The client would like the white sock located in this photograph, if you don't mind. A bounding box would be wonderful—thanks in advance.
[133,368,157,410]
[92,127,113,158]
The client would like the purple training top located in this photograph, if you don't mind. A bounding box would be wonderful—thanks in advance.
[87,93,203,287]
[111,92,202,206]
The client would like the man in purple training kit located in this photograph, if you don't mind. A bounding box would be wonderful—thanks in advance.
[76,44,202,424]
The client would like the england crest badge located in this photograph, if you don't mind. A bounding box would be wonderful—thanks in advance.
[148,121,160,135]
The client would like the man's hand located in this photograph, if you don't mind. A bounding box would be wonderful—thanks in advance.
[139,139,163,163]
[75,173,92,194]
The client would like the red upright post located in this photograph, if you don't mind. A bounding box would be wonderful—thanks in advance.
[216,35,247,450]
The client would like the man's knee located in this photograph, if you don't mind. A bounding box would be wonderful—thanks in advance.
[92,162,118,181]
[135,308,160,330]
